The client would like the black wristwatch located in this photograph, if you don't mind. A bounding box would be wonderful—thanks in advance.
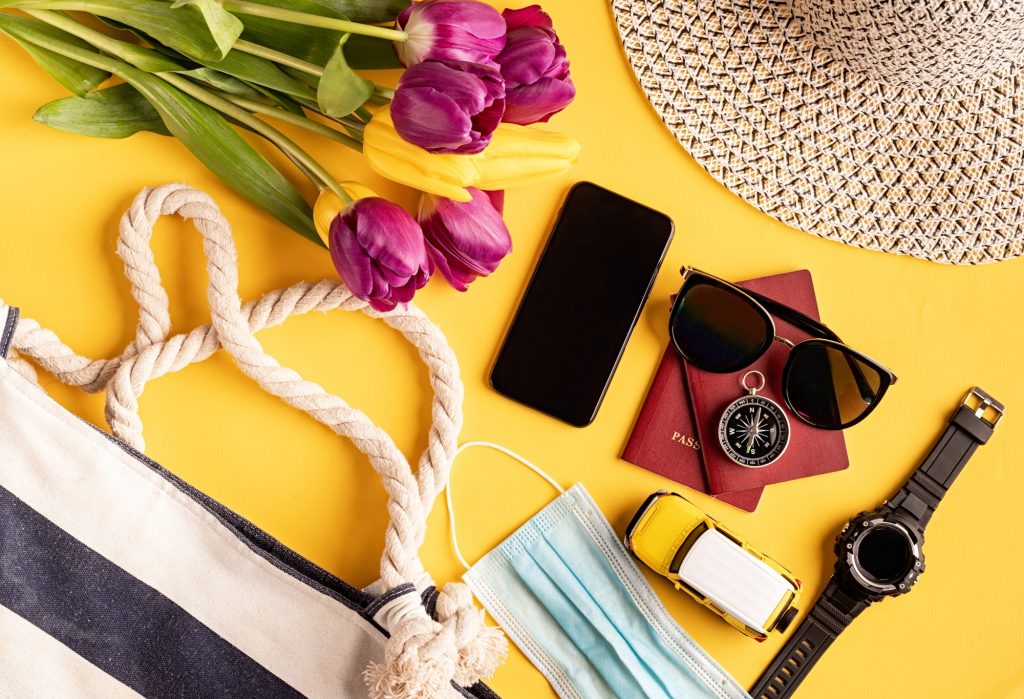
[750,387,1003,699]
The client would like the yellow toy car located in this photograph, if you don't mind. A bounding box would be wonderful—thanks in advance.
[624,491,801,641]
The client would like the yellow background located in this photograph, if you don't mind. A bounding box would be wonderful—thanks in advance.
[1,2,1023,697]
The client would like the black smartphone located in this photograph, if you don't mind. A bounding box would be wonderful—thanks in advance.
[490,182,674,426]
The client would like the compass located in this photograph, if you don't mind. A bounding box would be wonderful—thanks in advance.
[718,371,790,468]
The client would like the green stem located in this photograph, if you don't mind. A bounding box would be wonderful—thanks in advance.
[373,85,394,100]
[221,0,407,42]
[295,99,365,138]
[159,72,347,201]
[355,105,373,123]
[0,13,128,74]
[23,8,180,71]
[222,92,362,151]
[233,39,323,77]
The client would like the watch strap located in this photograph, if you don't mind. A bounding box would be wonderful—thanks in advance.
[749,579,868,699]
[889,387,1003,529]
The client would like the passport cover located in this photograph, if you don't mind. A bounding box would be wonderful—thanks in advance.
[687,270,850,495]
[622,344,763,512]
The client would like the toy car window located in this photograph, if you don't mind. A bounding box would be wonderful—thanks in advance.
[669,522,709,574]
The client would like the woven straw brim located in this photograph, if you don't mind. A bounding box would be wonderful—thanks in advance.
[611,0,1024,264]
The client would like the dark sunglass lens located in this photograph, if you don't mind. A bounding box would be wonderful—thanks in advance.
[787,343,883,428]
[671,282,771,372]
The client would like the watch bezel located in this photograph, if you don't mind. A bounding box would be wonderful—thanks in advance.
[836,512,924,597]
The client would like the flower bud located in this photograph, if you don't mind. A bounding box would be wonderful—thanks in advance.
[496,6,575,124]
[391,59,505,154]
[395,0,506,67]
[328,197,432,312]
[419,188,511,291]
[313,182,379,246]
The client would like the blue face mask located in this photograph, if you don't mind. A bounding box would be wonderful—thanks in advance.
[447,442,750,699]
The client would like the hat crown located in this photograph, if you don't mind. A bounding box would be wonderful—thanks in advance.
[793,0,1024,88]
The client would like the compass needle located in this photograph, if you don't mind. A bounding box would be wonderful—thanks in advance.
[719,370,790,468]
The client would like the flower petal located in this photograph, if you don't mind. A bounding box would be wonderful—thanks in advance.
[329,217,375,298]
[503,78,576,124]
[391,85,474,151]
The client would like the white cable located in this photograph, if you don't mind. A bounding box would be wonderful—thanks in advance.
[446,440,565,571]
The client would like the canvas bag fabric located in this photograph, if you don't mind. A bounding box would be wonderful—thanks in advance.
[0,184,505,698]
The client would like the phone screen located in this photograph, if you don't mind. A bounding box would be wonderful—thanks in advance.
[491,182,674,426]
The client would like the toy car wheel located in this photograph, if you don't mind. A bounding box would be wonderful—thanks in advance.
[775,607,799,633]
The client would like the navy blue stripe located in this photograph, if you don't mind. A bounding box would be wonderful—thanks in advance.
[19,375,502,699]
[0,306,18,359]
[0,484,302,698]
[88,422,375,613]
[422,585,439,620]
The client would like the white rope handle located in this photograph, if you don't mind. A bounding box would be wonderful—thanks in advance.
[5,183,505,697]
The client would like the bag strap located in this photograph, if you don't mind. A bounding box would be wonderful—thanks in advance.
[5,183,505,697]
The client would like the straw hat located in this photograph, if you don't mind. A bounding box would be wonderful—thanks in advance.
[611,0,1024,264]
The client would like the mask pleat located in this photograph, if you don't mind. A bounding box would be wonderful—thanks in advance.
[516,532,678,699]
[464,484,749,699]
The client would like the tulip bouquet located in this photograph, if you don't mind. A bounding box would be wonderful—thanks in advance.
[0,0,579,309]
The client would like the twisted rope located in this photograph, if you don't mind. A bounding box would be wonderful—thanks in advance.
[6,183,504,697]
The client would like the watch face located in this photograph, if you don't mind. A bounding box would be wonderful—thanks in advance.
[856,525,914,585]
[836,513,924,597]
[718,395,790,468]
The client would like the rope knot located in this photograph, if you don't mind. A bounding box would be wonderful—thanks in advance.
[363,583,506,697]
[435,582,508,686]
[364,599,458,699]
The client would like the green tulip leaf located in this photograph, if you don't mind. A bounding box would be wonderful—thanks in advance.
[300,0,405,23]
[235,0,399,70]
[169,0,245,54]
[128,69,318,241]
[344,34,401,70]
[23,9,185,73]
[148,40,318,102]
[197,49,318,102]
[317,36,372,117]
[181,67,264,98]
[0,13,317,241]
[240,0,345,68]
[252,85,305,115]
[241,20,341,69]
[12,0,244,61]
[241,17,401,71]
[34,83,171,138]
[0,14,108,94]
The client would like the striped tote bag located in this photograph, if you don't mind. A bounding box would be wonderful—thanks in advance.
[0,184,505,698]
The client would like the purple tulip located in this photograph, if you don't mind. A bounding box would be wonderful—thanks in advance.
[395,0,507,67]
[329,197,432,312]
[495,6,575,125]
[419,188,512,291]
[391,59,505,154]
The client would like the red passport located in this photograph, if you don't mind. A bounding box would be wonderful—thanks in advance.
[622,345,764,512]
[687,270,850,495]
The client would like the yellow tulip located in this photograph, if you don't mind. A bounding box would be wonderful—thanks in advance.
[469,121,582,191]
[363,108,480,202]
[313,182,379,246]
[363,106,581,202]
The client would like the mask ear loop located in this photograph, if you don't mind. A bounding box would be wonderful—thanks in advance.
[446,441,565,570]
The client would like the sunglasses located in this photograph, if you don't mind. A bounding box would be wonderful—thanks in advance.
[669,268,897,430]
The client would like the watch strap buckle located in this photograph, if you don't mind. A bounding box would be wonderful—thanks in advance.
[961,387,1004,428]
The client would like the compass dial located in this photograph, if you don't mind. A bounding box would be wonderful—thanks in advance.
[718,395,790,468]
